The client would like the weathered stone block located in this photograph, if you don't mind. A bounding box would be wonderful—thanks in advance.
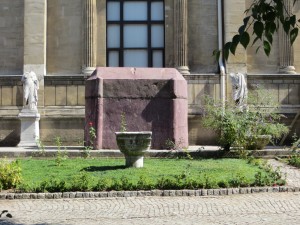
[85,67,188,149]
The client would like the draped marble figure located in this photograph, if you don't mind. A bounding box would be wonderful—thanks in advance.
[229,73,248,109]
[21,71,39,110]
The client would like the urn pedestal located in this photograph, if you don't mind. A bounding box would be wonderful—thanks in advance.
[115,132,152,168]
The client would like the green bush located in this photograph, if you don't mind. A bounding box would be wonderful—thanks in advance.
[202,89,289,150]
[69,172,93,191]
[0,160,22,189]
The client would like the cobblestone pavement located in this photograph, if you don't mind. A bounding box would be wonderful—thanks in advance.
[0,192,300,225]
[0,159,300,225]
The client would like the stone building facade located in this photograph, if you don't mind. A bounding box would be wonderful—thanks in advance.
[0,0,299,146]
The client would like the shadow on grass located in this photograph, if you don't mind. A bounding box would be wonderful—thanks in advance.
[81,165,127,172]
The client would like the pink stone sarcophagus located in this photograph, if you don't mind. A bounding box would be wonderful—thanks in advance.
[85,67,188,150]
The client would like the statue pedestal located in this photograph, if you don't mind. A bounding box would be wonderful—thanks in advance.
[18,109,40,147]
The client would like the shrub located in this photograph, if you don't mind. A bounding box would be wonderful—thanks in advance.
[37,178,67,193]
[0,159,22,190]
[94,178,112,191]
[69,172,93,191]
[136,176,155,190]
[202,88,289,150]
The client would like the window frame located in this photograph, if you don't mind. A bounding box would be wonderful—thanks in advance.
[106,0,165,67]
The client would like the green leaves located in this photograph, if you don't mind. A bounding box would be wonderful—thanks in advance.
[214,0,299,61]
[290,28,299,45]
[263,40,271,56]
[240,32,250,49]
[253,21,264,39]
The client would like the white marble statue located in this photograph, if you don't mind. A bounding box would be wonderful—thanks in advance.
[21,71,39,110]
[230,73,248,109]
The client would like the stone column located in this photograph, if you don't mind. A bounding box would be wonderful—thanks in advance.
[82,0,97,75]
[174,0,190,75]
[279,0,296,74]
[23,0,47,107]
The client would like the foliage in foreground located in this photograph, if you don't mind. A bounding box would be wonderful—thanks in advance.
[202,88,289,151]
[0,159,22,191]
[287,134,300,167]
[214,0,299,60]
[2,158,286,193]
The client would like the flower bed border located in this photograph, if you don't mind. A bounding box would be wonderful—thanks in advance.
[0,186,299,200]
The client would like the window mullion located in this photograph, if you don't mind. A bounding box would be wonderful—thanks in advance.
[120,0,124,66]
[148,0,152,67]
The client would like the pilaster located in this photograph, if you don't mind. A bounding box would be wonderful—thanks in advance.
[82,0,97,75]
[174,0,190,75]
[279,0,296,74]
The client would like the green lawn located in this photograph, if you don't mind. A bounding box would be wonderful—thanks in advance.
[14,157,285,192]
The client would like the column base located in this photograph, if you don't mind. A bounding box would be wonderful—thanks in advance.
[279,66,297,74]
[176,66,190,75]
[82,67,96,76]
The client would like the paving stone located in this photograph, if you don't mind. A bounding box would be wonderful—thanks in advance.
[53,193,62,199]
[169,190,176,196]
[14,194,23,199]
[37,193,46,199]
[116,191,124,197]
[82,192,90,198]
[69,192,76,198]
[213,189,220,195]
[0,193,6,199]
[6,194,14,199]
[62,192,70,198]
[108,191,118,198]
[151,190,163,196]
[30,193,37,199]
[195,189,202,196]
[45,193,54,199]
[75,192,84,198]
[207,189,214,195]
[99,192,108,198]
[201,189,208,196]
[219,189,227,195]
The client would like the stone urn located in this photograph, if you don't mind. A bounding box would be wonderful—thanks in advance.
[115,131,152,168]
[245,135,272,150]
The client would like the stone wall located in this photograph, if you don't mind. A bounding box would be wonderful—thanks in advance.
[0,0,24,75]
[188,0,218,73]
[47,0,83,74]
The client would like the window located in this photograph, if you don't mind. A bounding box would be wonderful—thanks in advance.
[107,0,165,67]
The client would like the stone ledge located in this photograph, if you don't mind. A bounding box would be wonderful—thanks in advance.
[1,186,299,200]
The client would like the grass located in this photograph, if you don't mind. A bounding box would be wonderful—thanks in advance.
[20,158,260,183]
[13,157,285,192]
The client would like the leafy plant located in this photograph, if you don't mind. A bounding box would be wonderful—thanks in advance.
[214,0,299,60]
[120,111,127,132]
[202,88,289,150]
[37,177,67,192]
[69,172,93,191]
[54,137,68,166]
[165,138,192,159]
[82,121,97,158]
[0,159,22,189]
[136,175,155,190]
[94,178,112,191]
